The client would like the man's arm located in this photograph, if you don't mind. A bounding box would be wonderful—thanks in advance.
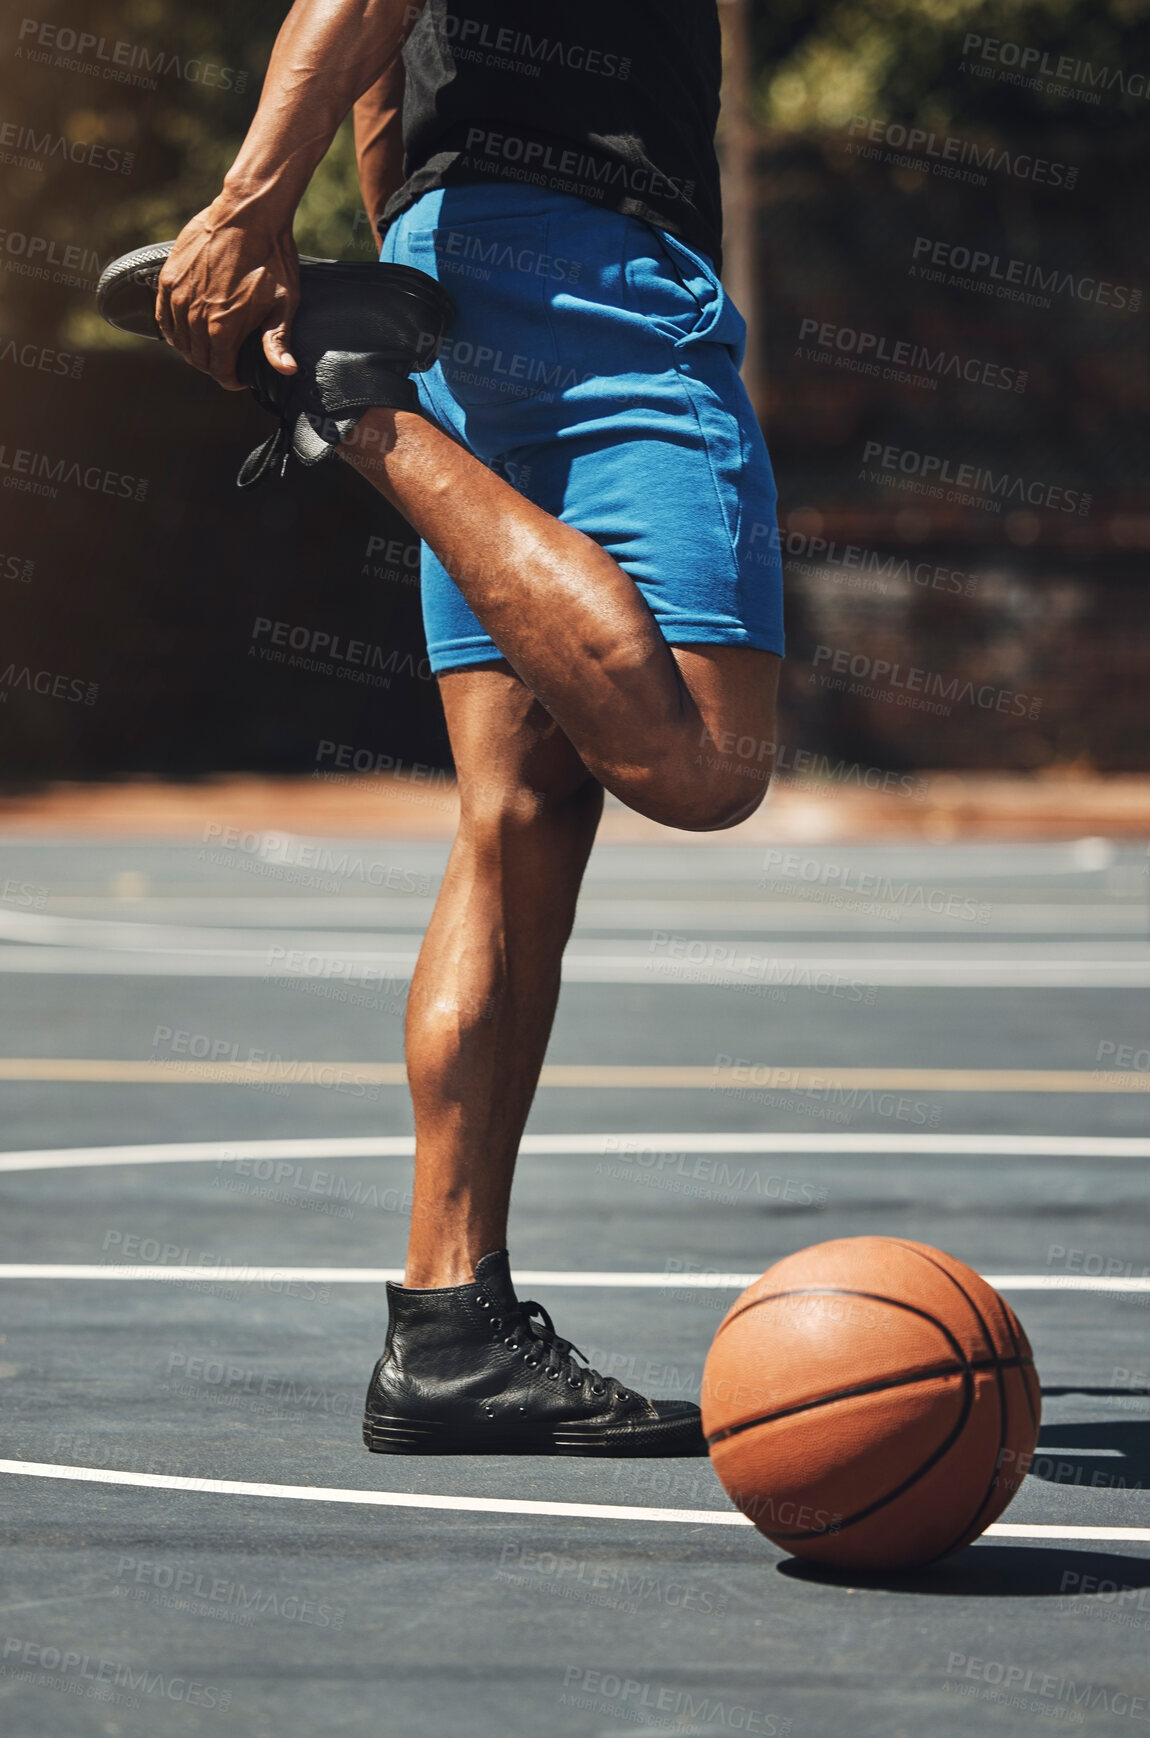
[354,58,407,255]
[157,0,421,389]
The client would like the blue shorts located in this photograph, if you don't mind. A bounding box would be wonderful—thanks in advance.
[380,183,785,674]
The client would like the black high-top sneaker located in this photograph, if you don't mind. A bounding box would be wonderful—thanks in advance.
[95,241,454,486]
[363,1250,706,1457]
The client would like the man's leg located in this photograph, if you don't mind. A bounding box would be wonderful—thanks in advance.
[363,657,706,1454]
[402,662,603,1288]
[340,409,779,832]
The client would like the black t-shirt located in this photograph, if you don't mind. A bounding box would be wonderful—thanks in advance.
[382,1,724,269]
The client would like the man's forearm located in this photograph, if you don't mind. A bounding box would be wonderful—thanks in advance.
[219,0,422,228]
[354,58,407,251]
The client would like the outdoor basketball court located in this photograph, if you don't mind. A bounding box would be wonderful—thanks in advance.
[2,828,1148,1734]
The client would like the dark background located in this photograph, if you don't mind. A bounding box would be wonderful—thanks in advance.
[0,0,1146,784]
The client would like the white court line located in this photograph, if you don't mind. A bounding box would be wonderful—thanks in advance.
[2,1132,1149,1173]
[2,945,1148,985]
[1,1266,1148,1293]
[1,1461,1148,1543]
[0,1458,740,1526]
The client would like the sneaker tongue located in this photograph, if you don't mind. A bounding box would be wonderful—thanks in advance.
[472,1248,519,1312]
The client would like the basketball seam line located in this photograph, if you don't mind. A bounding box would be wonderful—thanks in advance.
[889,1240,1018,1562]
[705,1354,1034,1446]
[710,1284,996,1387]
[716,1282,985,1343]
[771,1373,979,1542]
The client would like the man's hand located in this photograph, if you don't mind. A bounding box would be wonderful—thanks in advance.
[156,201,301,391]
[151,1,420,388]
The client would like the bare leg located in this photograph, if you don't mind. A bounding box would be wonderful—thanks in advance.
[403,665,602,1286]
[341,410,779,831]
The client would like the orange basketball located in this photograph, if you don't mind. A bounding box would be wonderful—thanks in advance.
[701,1236,1041,1569]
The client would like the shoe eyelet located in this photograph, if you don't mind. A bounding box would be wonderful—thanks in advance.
[546,1368,559,1378]
[567,1377,580,1388]
[525,1357,539,1367]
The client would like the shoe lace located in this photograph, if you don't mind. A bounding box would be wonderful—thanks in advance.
[490,1296,627,1406]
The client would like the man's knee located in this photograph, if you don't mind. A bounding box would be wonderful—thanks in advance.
[664,772,770,833]
[459,769,602,840]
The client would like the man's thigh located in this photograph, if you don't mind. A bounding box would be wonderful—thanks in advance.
[384,182,785,681]
[672,644,781,786]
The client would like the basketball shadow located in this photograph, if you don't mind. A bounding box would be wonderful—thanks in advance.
[1030,1421,1150,1490]
[1042,1386,1150,1398]
[777,1546,1150,1597]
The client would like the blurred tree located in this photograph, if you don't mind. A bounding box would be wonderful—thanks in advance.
[750,0,1150,131]
[3,0,1146,348]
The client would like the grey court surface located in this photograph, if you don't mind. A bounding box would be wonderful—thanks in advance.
[1,830,1149,1737]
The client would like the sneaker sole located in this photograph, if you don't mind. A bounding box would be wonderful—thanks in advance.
[362,1410,707,1458]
